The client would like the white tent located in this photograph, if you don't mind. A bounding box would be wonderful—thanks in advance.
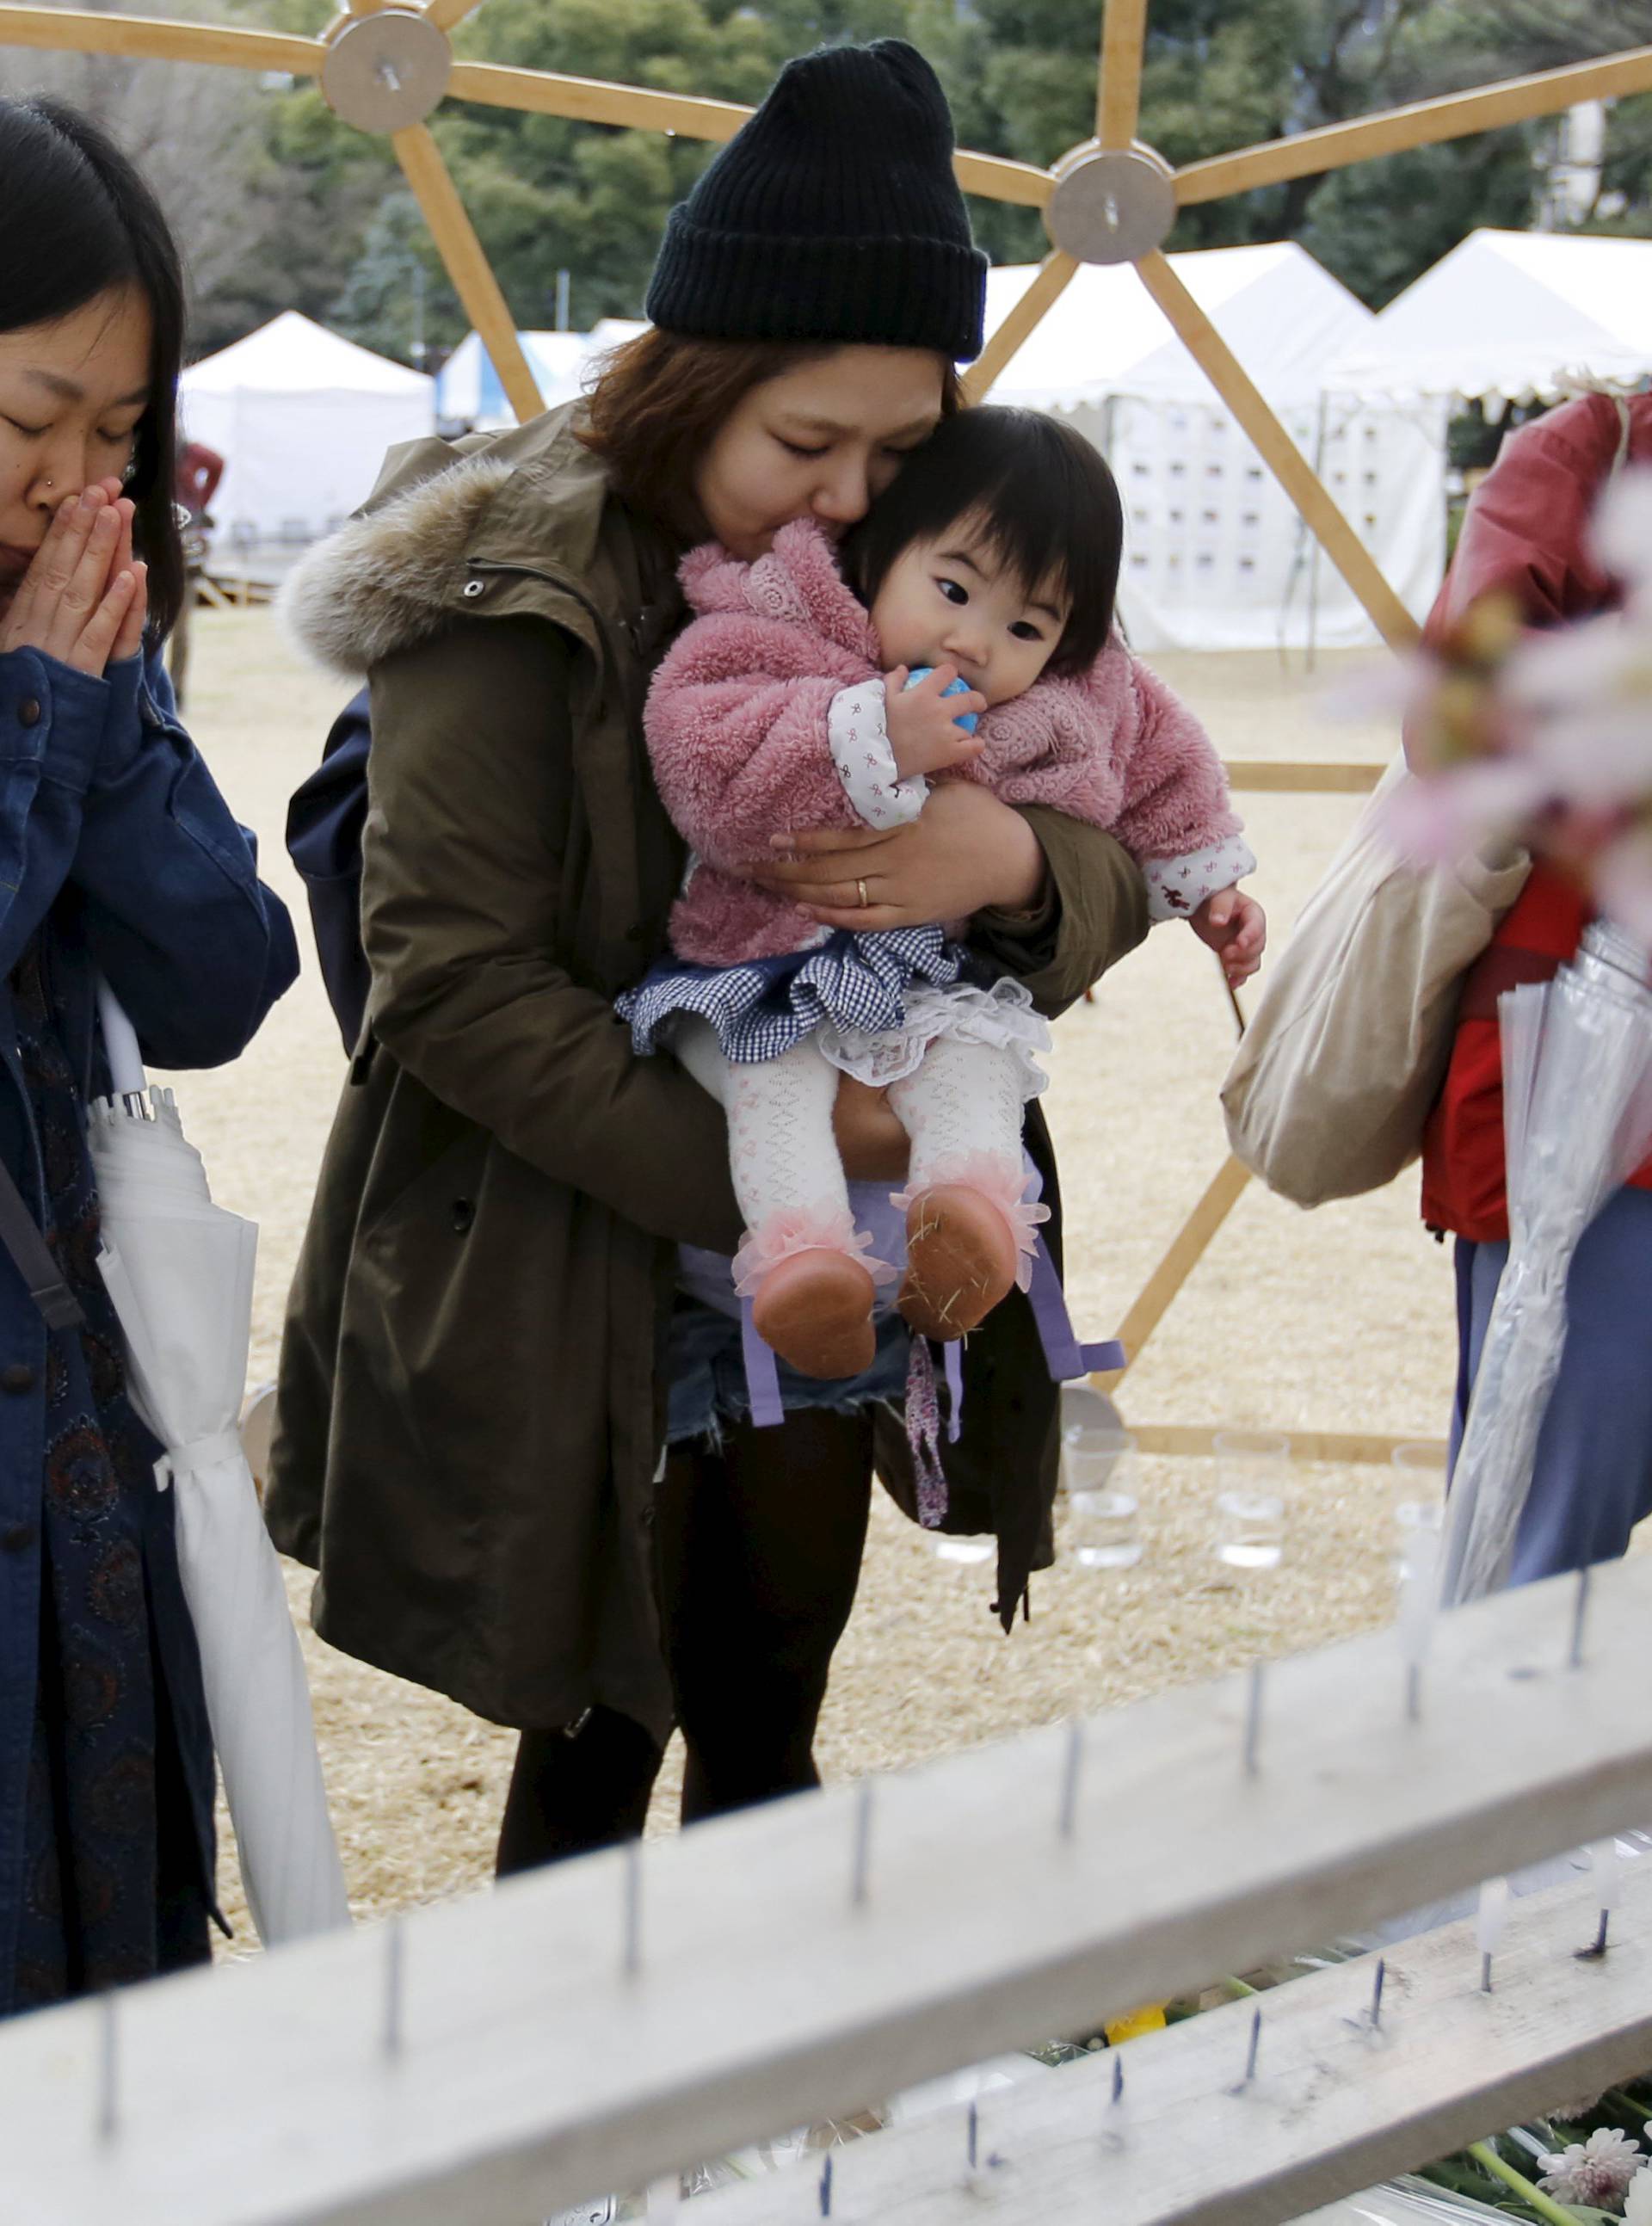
[435,319,647,430]
[982,243,1447,652]
[1325,228,1652,406]
[181,311,435,554]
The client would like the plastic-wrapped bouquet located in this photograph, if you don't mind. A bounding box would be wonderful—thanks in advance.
[1390,472,1652,940]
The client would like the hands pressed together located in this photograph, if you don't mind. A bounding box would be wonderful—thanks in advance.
[0,479,148,678]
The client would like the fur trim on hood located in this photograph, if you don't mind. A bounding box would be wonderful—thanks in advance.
[678,518,879,663]
[278,454,515,678]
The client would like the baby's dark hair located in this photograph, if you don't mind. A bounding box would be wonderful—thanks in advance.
[844,405,1123,678]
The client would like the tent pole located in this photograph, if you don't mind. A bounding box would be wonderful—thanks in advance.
[1305,390,1328,673]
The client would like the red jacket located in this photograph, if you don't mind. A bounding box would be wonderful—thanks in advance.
[1420,393,1652,1241]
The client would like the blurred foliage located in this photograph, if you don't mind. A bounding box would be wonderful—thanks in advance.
[9,0,1648,366]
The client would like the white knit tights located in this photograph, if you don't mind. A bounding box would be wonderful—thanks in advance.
[675,1020,1026,1244]
[886,1031,1027,1191]
[675,1021,849,1232]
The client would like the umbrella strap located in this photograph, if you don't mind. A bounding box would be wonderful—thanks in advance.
[0,1161,83,1331]
[155,1427,246,1490]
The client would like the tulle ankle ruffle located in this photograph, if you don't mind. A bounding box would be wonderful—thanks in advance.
[731,1202,897,1299]
[891,1154,1050,1294]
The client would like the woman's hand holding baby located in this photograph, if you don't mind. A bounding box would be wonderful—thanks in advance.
[755,780,1045,931]
[1191,885,1267,987]
[883,663,986,781]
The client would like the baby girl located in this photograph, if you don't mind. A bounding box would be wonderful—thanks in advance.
[620,406,1265,1379]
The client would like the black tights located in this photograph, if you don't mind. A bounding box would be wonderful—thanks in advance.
[496,1405,873,1877]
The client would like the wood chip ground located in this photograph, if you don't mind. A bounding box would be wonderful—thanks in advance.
[169,612,1465,1943]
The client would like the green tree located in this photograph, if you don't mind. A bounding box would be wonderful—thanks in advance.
[329,188,459,366]
[49,0,1651,357]
[1439,0,1652,239]
[426,0,780,332]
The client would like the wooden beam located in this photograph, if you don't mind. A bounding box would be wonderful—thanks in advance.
[444,61,1054,208]
[1128,1424,1448,1466]
[1095,1153,1253,1390]
[954,150,1055,208]
[692,1862,1652,2226]
[1096,0,1150,146]
[962,250,1079,404]
[0,2,320,72]
[1175,45,1652,206]
[391,124,543,425]
[1224,761,1384,795]
[445,59,749,139]
[4,1558,1652,2223]
[423,0,484,29]
[1133,250,1420,650]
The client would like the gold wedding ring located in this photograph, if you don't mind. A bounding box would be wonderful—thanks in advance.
[856,877,870,910]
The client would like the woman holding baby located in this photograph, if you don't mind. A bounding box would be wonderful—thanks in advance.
[269,39,1261,1871]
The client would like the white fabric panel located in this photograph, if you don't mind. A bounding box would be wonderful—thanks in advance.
[983,243,1373,413]
[1105,392,1446,653]
[182,388,435,547]
[182,312,434,548]
[982,244,1449,651]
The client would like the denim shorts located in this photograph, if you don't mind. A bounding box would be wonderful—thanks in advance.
[665,1295,910,1445]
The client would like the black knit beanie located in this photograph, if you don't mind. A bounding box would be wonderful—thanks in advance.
[644,40,987,363]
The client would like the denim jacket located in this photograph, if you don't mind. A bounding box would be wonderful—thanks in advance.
[0,639,298,2001]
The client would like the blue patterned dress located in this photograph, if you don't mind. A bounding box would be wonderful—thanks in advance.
[9,942,213,2009]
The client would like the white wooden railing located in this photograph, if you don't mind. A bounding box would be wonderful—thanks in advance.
[1,1553,1647,2224]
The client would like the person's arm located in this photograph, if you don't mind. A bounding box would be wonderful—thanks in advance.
[749,780,1150,1019]
[0,487,295,1066]
[1105,653,1254,922]
[362,614,743,1255]
[71,649,299,1068]
[1426,405,1618,644]
[646,614,926,863]
[975,802,1150,1014]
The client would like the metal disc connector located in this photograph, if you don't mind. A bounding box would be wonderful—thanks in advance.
[1045,140,1177,265]
[322,9,452,133]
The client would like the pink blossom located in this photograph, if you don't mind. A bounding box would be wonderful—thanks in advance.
[1592,826,1652,947]
[1384,756,1550,867]
[1538,2127,1644,2208]
[1590,467,1652,600]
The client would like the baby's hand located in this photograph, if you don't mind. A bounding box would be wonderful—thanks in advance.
[883,663,987,781]
[1190,885,1267,987]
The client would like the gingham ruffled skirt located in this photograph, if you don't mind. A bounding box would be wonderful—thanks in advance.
[617,927,969,1066]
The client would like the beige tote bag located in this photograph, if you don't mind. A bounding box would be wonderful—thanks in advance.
[1221,755,1531,1207]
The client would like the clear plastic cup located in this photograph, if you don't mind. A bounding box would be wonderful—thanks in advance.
[1391,1440,1448,1536]
[931,1536,995,1567]
[1213,1429,1289,1569]
[1064,1428,1143,1569]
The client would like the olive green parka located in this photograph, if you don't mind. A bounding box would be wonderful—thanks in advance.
[266,404,1150,1737]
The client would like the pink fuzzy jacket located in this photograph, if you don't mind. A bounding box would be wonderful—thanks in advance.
[646,517,1245,966]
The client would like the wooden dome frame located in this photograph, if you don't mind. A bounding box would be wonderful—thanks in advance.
[5,0,1649,1458]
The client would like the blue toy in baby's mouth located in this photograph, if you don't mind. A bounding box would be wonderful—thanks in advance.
[904,666,979,734]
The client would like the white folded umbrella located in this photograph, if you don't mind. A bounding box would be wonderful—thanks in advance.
[1439,920,1652,1604]
[89,983,349,1946]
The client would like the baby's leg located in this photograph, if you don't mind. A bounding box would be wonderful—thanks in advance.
[675,1021,850,1233]
[886,1036,1045,1341]
[675,1021,877,1379]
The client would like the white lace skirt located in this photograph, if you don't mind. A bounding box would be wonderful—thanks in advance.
[815,976,1052,1097]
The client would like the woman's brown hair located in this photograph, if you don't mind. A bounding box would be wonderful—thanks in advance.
[580,325,962,545]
